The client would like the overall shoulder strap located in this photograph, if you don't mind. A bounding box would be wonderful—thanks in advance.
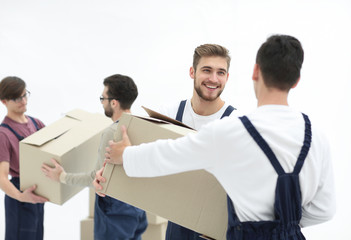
[293,113,312,174]
[175,100,186,122]
[28,116,39,131]
[220,105,236,119]
[0,123,24,141]
[239,116,285,175]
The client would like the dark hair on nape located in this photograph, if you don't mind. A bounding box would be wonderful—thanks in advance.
[103,74,138,110]
[0,76,26,100]
[256,34,304,91]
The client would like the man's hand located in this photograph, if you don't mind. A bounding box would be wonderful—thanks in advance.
[93,166,106,197]
[105,125,131,165]
[20,185,48,203]
[41,159,64,182]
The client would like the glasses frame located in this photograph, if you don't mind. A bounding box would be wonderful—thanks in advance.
[99,96,116,103]
[12,90,31,103]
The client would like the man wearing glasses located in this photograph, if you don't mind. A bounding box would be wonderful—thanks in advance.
[41,74,148,240]
[0,76,47,240]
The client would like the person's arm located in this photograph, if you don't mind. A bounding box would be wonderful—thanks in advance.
[41,124,115,187]
[41,159,96,187]
[106,123,218,177]
[0,161,47,203]
[93,165,106,197]
[300,136,336,227]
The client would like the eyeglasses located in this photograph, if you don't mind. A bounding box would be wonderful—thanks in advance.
[12,90,30,103]
[99,96,116,103]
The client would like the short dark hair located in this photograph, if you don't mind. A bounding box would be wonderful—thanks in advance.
[193,44,231,72]
[103,74,138,110]
[256,35,304,91]
[0,76,26,100]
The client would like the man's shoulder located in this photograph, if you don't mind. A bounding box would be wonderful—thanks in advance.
[152,100,187,119]
[0,125,11,141]
[27,116,45,128]
[102,122,117,134]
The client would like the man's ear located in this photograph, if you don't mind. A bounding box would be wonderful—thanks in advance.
[189,66,195,79]
[111,99,120,109]
[252,64,259,82]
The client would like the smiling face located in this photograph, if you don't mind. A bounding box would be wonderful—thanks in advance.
[191,56,229,102]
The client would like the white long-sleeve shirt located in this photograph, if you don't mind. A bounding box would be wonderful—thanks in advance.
[123,105,336,227]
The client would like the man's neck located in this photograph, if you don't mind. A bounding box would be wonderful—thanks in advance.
[190,95,225,116]
[7,111,27,123]
[112,109,131,122]
[257,87,289,107]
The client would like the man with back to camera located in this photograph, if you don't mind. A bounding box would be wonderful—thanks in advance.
[103,35,336,239]
[41,74,148,240]
[0,76,47,240]
[93,43,237,240]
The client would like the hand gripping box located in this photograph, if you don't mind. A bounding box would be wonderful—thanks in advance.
[100,107,228,240]
[20,109,112,205]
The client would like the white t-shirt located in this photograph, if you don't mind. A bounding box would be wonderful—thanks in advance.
[157,99,235,130]
[123,105,336,227]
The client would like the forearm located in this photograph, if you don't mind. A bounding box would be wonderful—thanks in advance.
[62,171,96,187]
[123,131,216,177]
[0,176,22,201]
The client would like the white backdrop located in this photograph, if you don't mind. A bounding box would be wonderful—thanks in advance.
[0,0,350,239]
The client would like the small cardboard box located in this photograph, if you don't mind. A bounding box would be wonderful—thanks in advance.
[142,222,168,240]
[146,212,167,225]
[89,188,96,218]
[20,109,112,205]
[80,217,94,240]
[100,109,228,240]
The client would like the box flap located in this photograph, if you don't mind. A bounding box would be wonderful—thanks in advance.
[65,109,95,121]
[21,117,80,146]
[142,106,194,130]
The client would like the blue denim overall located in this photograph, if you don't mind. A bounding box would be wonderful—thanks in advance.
[166,100,236,240]
[225,114,311,240]
[94,121,147,240]
[94,195,148,240]
[1,117,44,240]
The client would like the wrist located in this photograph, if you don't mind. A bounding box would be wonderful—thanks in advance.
[59,171,67,184]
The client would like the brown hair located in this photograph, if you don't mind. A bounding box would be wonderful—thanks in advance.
[0,76,26,100]
[193,44,231,72]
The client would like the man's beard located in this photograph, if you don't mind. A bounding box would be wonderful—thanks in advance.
[104,105,113,118]
[194,80,223,102]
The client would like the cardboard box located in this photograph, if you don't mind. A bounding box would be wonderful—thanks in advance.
[89,188,95,218]
[146,212,167,225]
[142,222,168,240]
[100,109,228,240]
[20,109,112,205]
[80,217,94,240]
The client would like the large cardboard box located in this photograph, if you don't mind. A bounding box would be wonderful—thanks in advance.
[100,109,228,240]
[20,109,112,205]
